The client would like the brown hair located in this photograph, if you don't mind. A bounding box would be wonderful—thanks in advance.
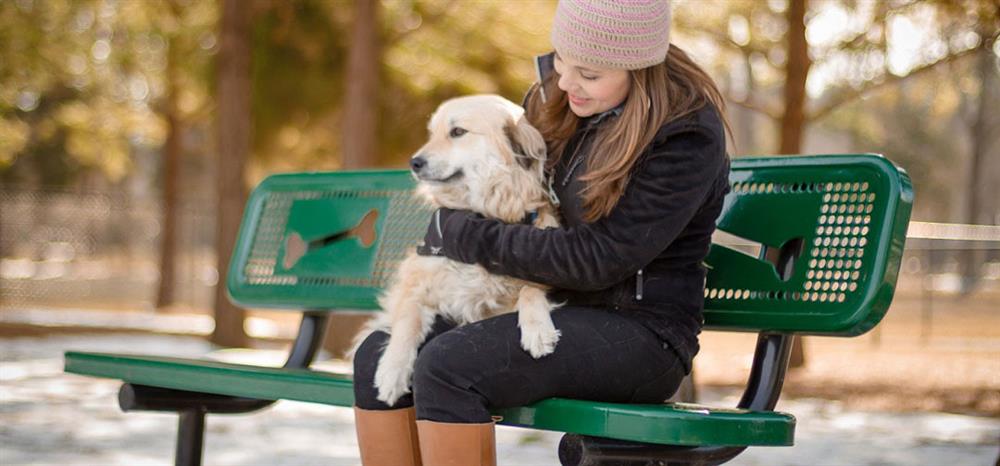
[525,45,731,222]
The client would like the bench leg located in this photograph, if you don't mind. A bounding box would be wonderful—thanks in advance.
[113,313,330,465]
[176,409,206,466]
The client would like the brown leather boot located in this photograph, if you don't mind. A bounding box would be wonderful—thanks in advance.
[416,420,496,466]
[354,406,422,466]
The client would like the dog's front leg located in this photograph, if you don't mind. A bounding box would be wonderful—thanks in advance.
[374,284,430,406]
[516,285,561,358]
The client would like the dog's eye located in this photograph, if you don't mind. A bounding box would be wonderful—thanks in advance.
[449,127,467,138]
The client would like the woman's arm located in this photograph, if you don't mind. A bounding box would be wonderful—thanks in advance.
[433,117,727,291]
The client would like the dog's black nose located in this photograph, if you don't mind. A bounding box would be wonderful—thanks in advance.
[410,156,427,173]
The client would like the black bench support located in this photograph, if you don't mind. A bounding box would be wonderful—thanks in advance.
[282,311,331,369]
[177,410,206,466]
[117,312,331,466]
[558,333,794,466]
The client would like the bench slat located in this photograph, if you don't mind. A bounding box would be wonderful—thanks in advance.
[64,351,794,447]
[64,351,356,406]
[495,399,793,447]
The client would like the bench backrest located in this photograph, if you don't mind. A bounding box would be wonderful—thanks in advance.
[227,154,912,336]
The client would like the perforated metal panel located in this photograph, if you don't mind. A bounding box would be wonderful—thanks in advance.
[704,154,913,335]
[227,170,431,310]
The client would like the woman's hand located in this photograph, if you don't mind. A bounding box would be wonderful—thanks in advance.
[416,208,478,257]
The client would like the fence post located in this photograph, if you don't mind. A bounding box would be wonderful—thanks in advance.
[920,247,934,344]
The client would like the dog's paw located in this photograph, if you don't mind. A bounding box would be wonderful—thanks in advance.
[374,357,414,406]
[519,321,561,359]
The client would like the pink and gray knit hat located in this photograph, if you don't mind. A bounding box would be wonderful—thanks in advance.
[551,0,672,70]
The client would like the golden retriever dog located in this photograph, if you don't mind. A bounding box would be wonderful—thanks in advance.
[352,94,562,406]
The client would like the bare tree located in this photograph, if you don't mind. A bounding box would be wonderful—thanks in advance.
[779,0,810,155]
[781,0,811,367]
[341,0,381,169]
[961,37,1000,293]
[156,1,183,310]
[212,0,251,347]
[680,0,995,368]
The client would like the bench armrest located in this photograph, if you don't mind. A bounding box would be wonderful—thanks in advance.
[738,333,794,411]
[283,312,331,369]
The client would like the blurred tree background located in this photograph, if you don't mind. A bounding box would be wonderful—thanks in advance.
[1,0,997,346]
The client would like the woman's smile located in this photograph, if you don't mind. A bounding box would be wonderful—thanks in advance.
[567,94,589,107]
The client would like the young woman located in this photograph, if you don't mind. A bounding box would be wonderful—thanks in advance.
[352,1,731,464]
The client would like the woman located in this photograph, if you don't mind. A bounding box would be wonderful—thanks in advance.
[353,1,731,464]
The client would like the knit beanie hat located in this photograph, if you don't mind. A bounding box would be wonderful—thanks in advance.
[551,0,671,70]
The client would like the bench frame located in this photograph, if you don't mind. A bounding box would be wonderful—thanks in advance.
[65,154,913,466]
[114,317,789,466]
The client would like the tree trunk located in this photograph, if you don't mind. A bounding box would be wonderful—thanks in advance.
[341,0,380,169]
[321,0,382,355]
[960,44,997,294]
[156,33,181,311]
[779,0,810,155]
[738,49,756,154]
[782,0,811,368]
[0,190,4,307]
[212,0,251,348]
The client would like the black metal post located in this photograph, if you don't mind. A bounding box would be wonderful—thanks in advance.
[284,312,330,368]
[737,333,793,411]
[118,312,331,466]
[921,248,934,343]
[176,409,206,466]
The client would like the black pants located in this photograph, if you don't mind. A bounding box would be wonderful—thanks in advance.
[352,306,685,423]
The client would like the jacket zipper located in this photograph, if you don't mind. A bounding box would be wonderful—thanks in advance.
[561,126,593,187]
[635,268,643,301]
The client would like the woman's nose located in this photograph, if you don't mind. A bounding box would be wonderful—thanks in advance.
[557,72,575,93]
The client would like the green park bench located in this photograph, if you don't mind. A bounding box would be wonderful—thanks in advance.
[64,153,913,466]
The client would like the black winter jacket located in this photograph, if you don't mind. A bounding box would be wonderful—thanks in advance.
[440,103,730,372]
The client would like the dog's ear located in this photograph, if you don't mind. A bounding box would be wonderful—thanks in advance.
[504,117,547,170]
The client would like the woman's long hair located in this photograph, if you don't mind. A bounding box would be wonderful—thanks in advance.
[525,45,731,222]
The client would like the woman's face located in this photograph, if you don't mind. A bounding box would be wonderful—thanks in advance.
[553,53,631,118]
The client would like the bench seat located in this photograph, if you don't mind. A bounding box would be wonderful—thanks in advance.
[65,351,794,447]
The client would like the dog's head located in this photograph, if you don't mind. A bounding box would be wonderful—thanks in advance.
[410,95,547,216]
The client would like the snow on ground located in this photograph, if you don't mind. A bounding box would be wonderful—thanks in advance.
[1,333,997,465]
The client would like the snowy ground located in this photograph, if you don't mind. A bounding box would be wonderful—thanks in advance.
[2,333,998,466]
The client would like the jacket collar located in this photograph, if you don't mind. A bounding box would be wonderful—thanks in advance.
[582,102,624,129]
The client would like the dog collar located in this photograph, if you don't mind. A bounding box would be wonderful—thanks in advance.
[522,210,539,225]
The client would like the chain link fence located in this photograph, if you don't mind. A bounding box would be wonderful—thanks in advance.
[2,188,998,343]
[892,221,1000,343]
[1,187,216,311]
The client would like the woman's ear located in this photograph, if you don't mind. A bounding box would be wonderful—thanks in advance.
[504,117,547,171]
